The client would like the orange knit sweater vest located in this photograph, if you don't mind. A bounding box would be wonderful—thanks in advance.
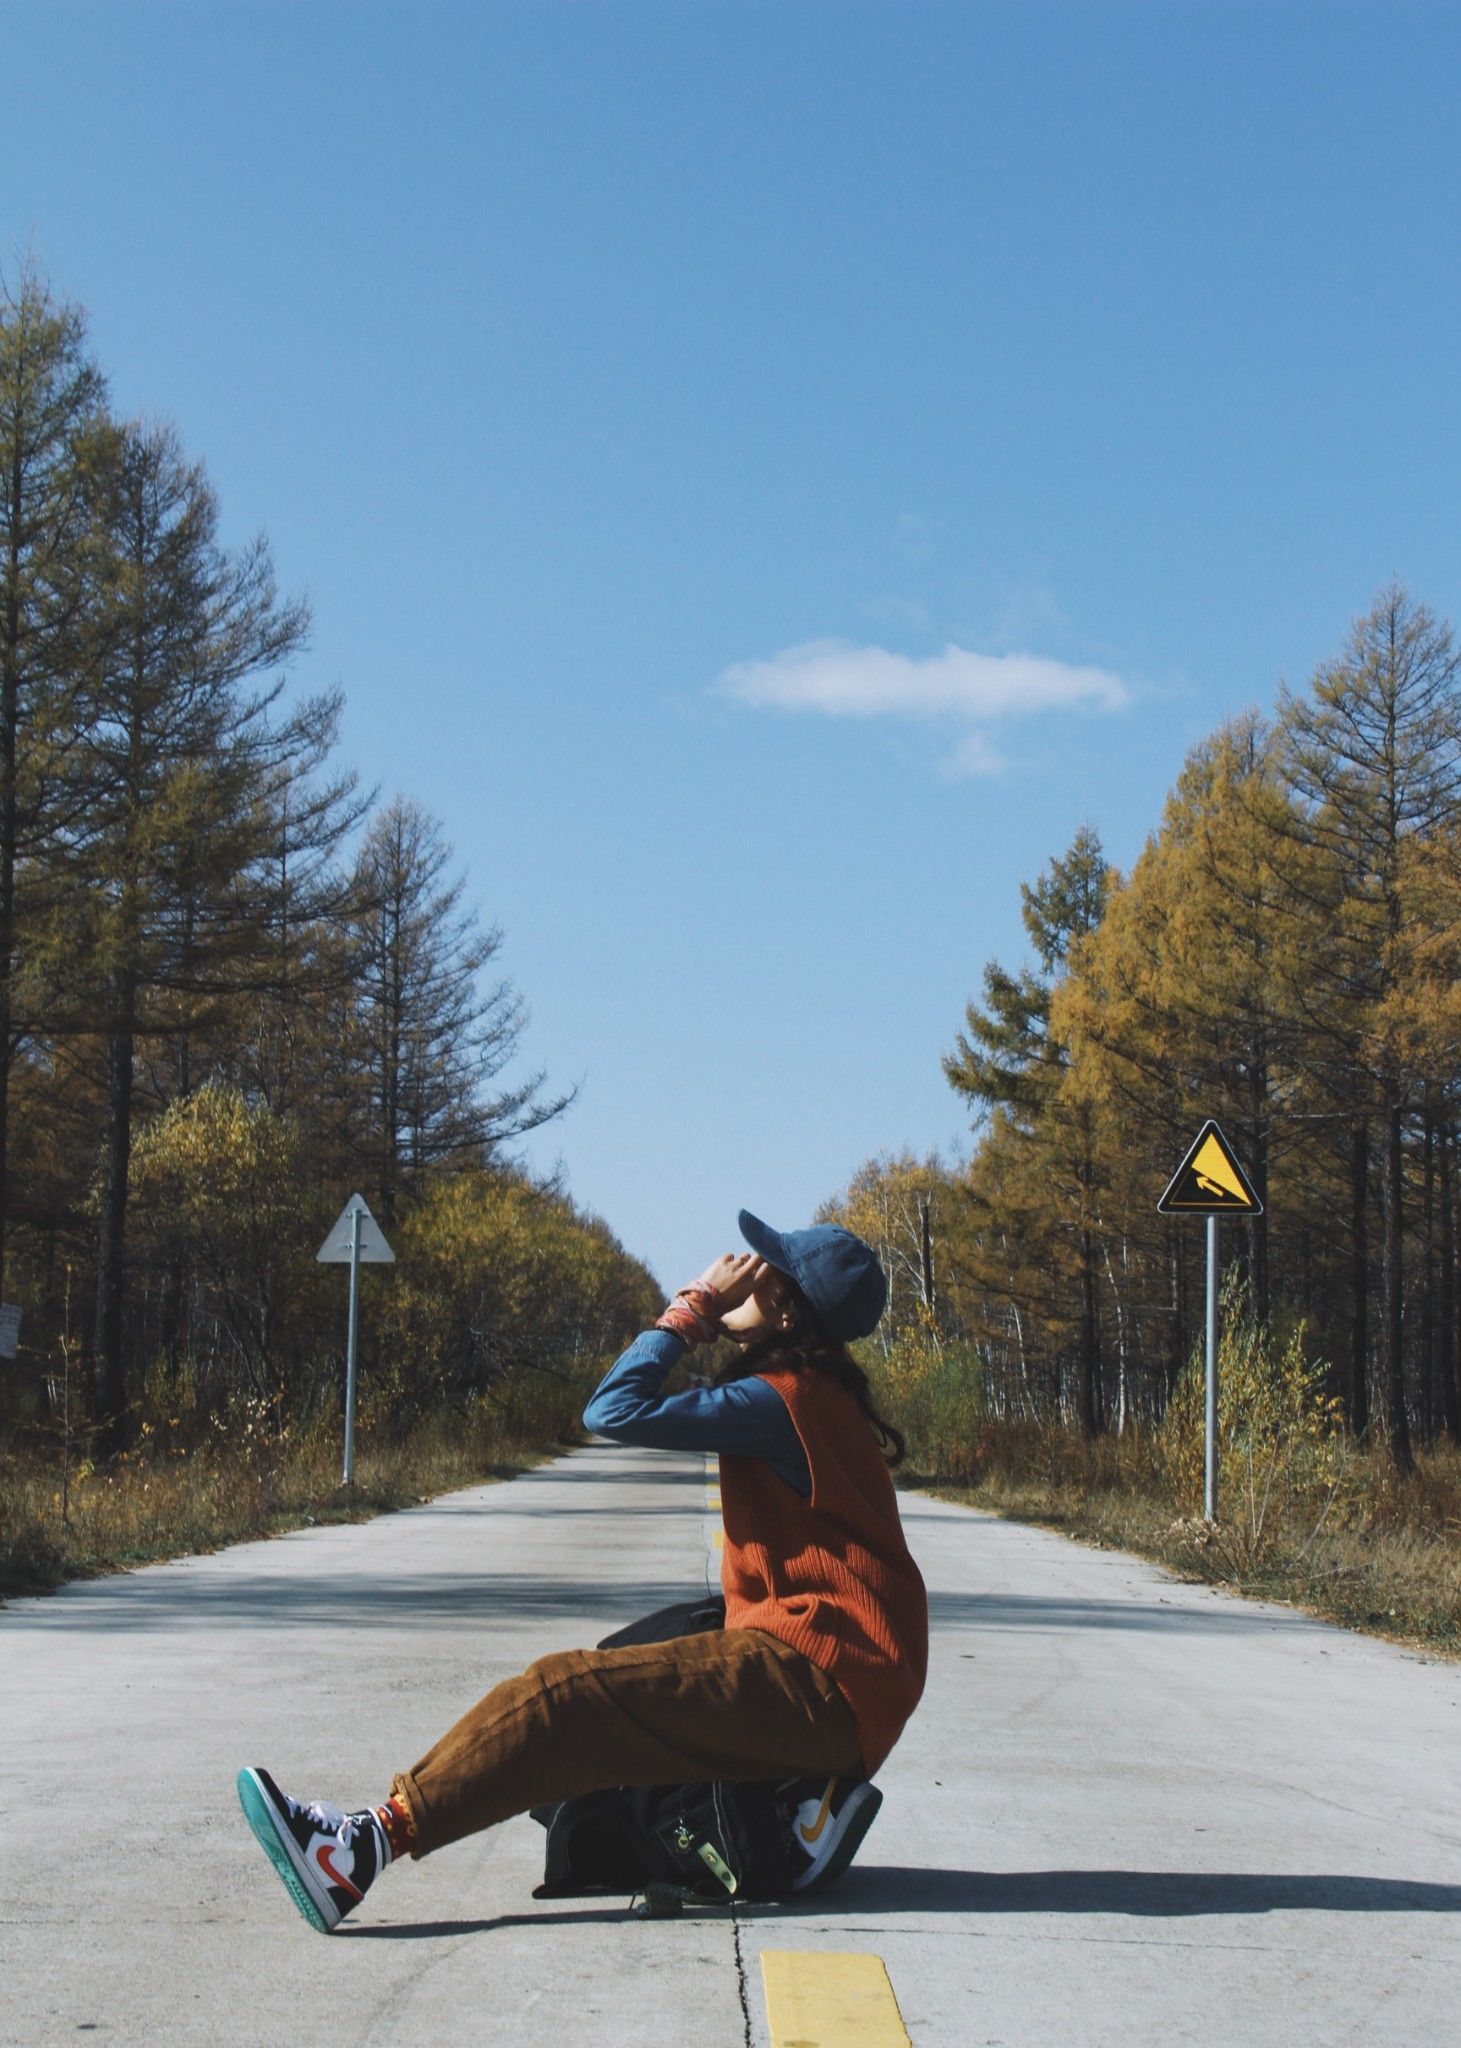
[719,1364,928,1777]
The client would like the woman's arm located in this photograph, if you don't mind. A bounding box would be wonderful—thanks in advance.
[583,1330,810,1496]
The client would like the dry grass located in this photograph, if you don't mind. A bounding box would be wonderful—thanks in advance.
[912,1420,1461,1657]
[0,1402,575,1602]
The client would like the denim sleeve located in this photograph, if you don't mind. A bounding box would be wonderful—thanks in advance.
[582,1329,810,1497]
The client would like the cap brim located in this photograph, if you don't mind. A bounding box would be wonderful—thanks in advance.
[737,1208,795,1278]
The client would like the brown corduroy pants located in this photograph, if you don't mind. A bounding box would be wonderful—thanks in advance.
[391,1626,863,1857]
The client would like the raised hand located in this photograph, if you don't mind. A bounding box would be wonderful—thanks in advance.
[690,1251,765,1309]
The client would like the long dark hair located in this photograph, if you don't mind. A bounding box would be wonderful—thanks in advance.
[714,1283,906,1467]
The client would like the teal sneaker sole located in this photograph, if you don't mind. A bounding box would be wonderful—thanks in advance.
[236,1768,336,1935]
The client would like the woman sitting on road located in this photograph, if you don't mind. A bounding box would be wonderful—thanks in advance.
[237,1210,929,1932]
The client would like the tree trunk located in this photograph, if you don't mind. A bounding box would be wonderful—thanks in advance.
[1439,1115,1460,1445]
[919,1195,935,1318]
[0,561,15,1294]
[1104,1236,1129,1435]
[94,983,137,1451]
[1421,1093,1436,1444]
[1079,1223,1100,1436]
[1167,1227,1186,1412]
[0,1009,10,1303]
[161,1250,185,1388]
[1380,1095,1412,1473]
[0,457,17,1300]
[1248,1056,1270,1322]
[1349,1120,1370,1438]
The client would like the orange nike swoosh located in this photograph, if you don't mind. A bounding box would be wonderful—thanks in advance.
[797,1783,837,1845]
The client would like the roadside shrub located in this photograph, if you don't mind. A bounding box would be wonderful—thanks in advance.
[863,1318,985,1479]
[1158,1275,1351,1572]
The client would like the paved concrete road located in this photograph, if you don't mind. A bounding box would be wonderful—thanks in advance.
[4,1444,1459,2047]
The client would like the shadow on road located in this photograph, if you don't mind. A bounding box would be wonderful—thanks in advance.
[546,1462,703,1484]
[11,1573,702,1631]
[333,1866,1461,1940]
[926,1590,1315,1634]
[480,1505,700,1518]
[339,1907,640,1938]
[812,1866,1461,1916]
[15,1572,1321,1639]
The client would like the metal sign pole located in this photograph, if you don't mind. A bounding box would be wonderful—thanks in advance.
[1160,1120,1259,1528]
[318,1192,394,1484]
[343,1204,362,1487]
[1204,1214,1219,1522]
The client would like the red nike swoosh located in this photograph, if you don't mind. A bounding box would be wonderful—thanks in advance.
[315,1843,364,1900]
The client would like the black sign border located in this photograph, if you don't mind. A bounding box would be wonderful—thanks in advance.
[1157,1117,1264,1216]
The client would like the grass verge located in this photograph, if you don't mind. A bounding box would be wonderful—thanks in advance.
[908,1425,1461,1659]
[0,1409,572,1603]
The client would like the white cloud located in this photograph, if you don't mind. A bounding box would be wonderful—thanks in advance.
[716,639,1128,774]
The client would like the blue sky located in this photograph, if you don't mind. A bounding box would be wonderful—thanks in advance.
[5,2,1460,1287]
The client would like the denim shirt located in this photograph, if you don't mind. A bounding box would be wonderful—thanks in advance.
[581,1329,811,1497]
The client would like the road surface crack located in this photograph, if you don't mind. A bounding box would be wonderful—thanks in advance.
[730,1902,754,2047]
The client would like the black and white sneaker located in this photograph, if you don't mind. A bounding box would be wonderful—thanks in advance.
[236,1766,387,1933]
[786,1777,883,1894]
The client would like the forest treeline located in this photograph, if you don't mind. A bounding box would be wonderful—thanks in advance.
[829,581,1461,1478]
[0,266,657,1469]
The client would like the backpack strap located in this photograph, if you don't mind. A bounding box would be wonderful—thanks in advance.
[671,1818,738,1897]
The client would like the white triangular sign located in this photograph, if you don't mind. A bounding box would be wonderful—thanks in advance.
[316,1192,395,1264]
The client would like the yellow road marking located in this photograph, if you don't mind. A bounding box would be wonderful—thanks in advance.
[760,1952,912,2047]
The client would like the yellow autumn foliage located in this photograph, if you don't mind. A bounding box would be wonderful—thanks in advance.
[374,1167,659,1433]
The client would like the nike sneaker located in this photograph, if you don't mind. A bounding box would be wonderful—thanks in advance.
[786,1776,883,1893]
[236,1765,387,1933]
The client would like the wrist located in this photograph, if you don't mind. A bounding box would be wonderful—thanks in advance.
[656,1284,723,1349]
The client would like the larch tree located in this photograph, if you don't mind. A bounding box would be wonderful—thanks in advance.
[76,418,310,1443]
[1276,583,1461,1471]
[1057,717,1303,1347]
[0,266,105,1292]
[350,795,573,1227]
[945,825,1114,1433]
[1377,821,1461,1443]
[233,739,369,1126]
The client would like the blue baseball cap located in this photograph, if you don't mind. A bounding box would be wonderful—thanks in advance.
[737,1209,888,1342]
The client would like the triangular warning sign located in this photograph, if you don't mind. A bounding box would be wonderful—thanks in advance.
[316,1193,396,1264]
[1157,1119,1262,1215]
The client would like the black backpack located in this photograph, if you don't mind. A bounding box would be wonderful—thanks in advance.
[530,1598,809,1906]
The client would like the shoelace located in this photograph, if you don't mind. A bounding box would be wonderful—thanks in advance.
[301,1797,348,1834]
[297,1793,383,1865]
